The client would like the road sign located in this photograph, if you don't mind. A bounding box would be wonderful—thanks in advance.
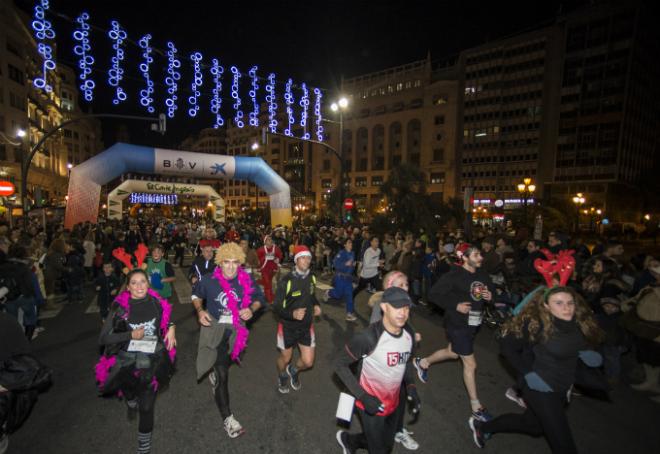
[0,181,16,196]
[344,198,354,210]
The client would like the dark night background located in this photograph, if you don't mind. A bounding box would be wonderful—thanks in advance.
[16,0,593,147]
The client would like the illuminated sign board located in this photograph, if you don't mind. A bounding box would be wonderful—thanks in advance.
[129,193,178,205]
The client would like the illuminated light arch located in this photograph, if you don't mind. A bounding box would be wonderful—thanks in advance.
[64,143,292,229]
[106,179,225,222]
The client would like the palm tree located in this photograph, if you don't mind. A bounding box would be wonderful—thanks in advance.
[380,163,428,229]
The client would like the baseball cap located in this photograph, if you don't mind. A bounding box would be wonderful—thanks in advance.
[381,287,413,308]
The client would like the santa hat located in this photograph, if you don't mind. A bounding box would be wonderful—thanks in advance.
[200,239,221,249]
[293,245,312,262]
[455,243,476,261]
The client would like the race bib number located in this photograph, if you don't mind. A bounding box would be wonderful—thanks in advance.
[468,310,483,327]
[128,336,158,353]
[218,314,233,324]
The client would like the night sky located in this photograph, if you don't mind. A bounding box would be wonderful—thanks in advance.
[17,0,591,147]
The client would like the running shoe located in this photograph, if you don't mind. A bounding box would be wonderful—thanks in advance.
[471,407,493,422]
[287,364,301,391]
[394,428,419,450]
[413,357,428,383]
[223,414,245,438]
[505,387,526,408]
[336,430,355,454]
[345,313,358,322]
[468,416,486,448]
[278,374,290,394]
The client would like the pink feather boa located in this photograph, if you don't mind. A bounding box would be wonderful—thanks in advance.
[212,267,255,361]
[94,289,176,389]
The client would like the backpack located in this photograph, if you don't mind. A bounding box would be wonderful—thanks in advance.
[0,274,21,301]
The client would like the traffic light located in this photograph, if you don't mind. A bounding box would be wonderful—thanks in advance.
[345,210,352,222]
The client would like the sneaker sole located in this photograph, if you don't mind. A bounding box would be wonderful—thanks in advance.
[226,428,245,439]
[278,386,290,394]
[505,391,526,409]
[468,417,484,448]
[336,430,350,454]
[413,360,428,384]
[286,366,301,391]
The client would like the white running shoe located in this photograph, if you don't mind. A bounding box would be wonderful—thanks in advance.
[394,428,419,450]
[505,387,526,408]
[223,414,245,438]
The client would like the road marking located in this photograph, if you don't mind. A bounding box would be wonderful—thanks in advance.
[173,266,192,304]
[85,295,100,314]
[39,306,64,320]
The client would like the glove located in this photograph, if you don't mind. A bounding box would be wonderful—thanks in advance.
[360,392,385,415]
[150,273,163,290]
[407,386,421,415]
[579,350,603,368]
[525,372,553,392]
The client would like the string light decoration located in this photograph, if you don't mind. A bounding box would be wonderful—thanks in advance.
[313,88,324,142]
[31,0,56,93]
[73,12,94,101]
[188,52,203,117]
[299,83,310,139]
[248,66,260,127]
[230,66,244,128]
[165,41,181,118]
[138,34,155,113]
[210,58,225,128]
[108,20,127,105]
[266,73,278,133]
[284,78,294,137]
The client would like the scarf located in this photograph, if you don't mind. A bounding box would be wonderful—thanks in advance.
[212,267,255,360]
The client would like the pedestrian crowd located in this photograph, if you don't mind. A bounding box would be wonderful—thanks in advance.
[1,214,659,453]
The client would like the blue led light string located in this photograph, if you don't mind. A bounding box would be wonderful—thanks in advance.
[188,52,203,117]
[230,66,244,128]
[266,73,278,133]
[314,87,324,141]
[138,34,155,113]
[107,20,127,105]
[31,0,56,93]
[248,66,260,127]
[299,83,310,139]
[165,41,181,118]
[284,78,295,137]
[72,12,94,101]
[210,58,225,128]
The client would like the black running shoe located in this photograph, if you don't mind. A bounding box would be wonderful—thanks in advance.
[287,364,301,391]
[336,430,355,454]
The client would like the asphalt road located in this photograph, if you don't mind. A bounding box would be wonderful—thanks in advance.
[7,268,660,454]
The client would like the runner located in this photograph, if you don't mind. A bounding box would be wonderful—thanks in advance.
[192,242,266,438]
[273,245,321,393]
[413,243,495,422]
[353,236,384,299]
[335,287,421,453]
[188,239,219,287]
[257,235,282,304]
[145,244,176,300]
[326,238,358,322]
[468,286,604,453]
[96,268,176,454]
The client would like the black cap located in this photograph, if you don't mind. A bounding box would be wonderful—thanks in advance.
[381,287,413,308]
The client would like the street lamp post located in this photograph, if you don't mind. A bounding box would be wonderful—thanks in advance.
[572,192,586,233]
[517,177,536,227]
[331,97,349,223]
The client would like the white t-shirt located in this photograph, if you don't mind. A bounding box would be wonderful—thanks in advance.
[360,247,381,279]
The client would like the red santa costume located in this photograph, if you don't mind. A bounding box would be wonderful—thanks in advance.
[257,235,282,303]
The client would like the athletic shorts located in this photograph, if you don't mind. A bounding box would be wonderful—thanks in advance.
[447,327,478,356]
[277,322,315,350]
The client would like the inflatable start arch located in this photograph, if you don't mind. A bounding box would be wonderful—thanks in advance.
[64,143,292,229]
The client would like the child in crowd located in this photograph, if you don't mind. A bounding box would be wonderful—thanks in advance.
[94,262,120,322]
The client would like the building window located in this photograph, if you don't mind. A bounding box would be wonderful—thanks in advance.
[430,172,445,184]
[9,92,25,111]
[7,65,24,85]
[322,159,330,171]
[355,177,367,187]
[6,38,21,56]
[321,179,332,188]
[433,94,448,105]
[432,149,444,162]
[371,176,383,186]
[434,115,445,125]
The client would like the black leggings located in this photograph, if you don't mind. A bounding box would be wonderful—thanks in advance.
[346,390,406,453]
[352,275,381,298]
[482,386,577,454]
[124,378,158,433]
[212,332,233,419]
